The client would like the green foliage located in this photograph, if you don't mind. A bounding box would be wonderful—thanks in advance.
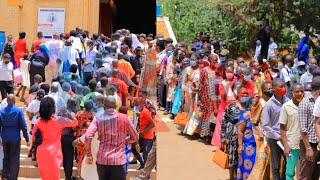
[158,0,320,56]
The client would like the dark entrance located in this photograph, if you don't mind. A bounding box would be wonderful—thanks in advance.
[99,0,156,37]
[113,0,156,35]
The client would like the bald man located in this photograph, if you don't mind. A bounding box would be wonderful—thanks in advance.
[0,94,30,180]
[85,95,138,180]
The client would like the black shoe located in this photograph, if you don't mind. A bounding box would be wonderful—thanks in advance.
[163,111,169,115]
[28,151,32,157]
[129,160,137,164]
[137,165,144,170]
[169,114,175,119]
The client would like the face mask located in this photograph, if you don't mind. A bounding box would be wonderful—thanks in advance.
[257,67,262,72]
[244,75,252,81]
[275,87,286,96]
[219,41,223,46]
[4,61,9,64]
[240,97,249,103]
[225,72,234,80]
[293,94,304,103]
[167,50,173,57]
[308,64,317,71]
[264,90,274,98]
[256,42,261,46]
[270,40,273,44]
[220,56,226,61]
[190,60,197,67]
[298,69,305,75]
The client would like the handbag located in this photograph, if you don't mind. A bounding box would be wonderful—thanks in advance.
[174,112,190,126]
[185,112,200,135]
[212,145,228,169]
[13,69,22,84]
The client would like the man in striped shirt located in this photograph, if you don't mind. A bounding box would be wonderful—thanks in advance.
[85,96,138,180]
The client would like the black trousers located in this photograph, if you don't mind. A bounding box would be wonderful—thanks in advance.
[0,81,14,100]
[61,135,75,180]
[96,163,126,180]
[2,141,21,180]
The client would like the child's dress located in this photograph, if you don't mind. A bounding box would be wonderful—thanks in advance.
[20,58,30,87]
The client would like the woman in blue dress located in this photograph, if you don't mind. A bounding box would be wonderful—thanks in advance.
[237,98,257,180]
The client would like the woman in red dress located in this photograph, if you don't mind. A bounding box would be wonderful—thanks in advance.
[32,96,78,180]
[13,32,28,67]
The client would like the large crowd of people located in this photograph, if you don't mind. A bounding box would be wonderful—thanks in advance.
[0,28,158,180]
[156,32,320,180]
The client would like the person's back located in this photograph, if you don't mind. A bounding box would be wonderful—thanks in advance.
[35,116,69,145]
[33,39,45,52]
[15,38,27,52]
[0,104,26,142]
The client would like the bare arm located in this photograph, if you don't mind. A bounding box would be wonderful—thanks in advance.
[316,117,320,150]
[280,124,291,157]
[237,121,246,155]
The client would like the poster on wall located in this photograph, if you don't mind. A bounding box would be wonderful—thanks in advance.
[37,8,65,39]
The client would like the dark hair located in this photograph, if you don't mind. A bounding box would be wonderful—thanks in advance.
[40,84,50,95]
[124,36,132,49]
[88,79,97,91]
[34,74,43,82]
[19,32,26,39]
[261,82,272,92]
[36,89,46,99]
[70,64,78,74]
[272,78,285,88]
[139,89,148,96]
[311,76,320,91]
[37,32,43,38]
[69,30,77,37]
[156,39,165,51]
[82,32,87,39]
[100,77,108,88]
[23,54,29,60]
[71,74,78,81]
[39,96,56,121]
[92,33,99,40]
[96,88,105,95]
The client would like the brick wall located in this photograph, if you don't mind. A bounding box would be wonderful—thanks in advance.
[0,0,99,46]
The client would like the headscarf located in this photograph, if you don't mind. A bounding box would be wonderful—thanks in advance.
[82,86,91,96]
[296,36,308,53]
[39,43,51,58]
[131,34,141,50]
[67,96,81,113]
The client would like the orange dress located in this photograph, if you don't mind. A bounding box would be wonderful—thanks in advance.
[32,116,78,180]
[14,38,27,67]
[75,111,93,167]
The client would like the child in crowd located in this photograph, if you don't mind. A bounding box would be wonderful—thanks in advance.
[16,53,30,101]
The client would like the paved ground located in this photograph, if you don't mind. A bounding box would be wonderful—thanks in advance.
[157,119,229,180]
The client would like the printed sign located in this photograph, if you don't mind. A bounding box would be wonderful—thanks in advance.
[37,8,65,39]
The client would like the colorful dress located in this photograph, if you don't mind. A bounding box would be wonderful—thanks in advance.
[143,48,158,95]
[212,77,237,147]
[237,112,256,180]
[14,38,27,67]
[199,67,222,137]
[32,116,78,180]
[221,102,244,168]
[181,66,200,113]
[75,111,94,167]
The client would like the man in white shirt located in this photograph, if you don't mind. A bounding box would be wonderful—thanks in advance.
[254,40,262,61]
[279,83,304,180]
[0,54,14,100]
[280,55,294,98]
[300,58,318,86]
[57,40,80,76]
[83,40,98,85]
[268,37,278,59]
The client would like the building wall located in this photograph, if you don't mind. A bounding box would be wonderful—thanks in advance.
[0,0,99,45]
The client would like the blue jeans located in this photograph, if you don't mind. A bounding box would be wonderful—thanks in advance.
[132,138,153,166]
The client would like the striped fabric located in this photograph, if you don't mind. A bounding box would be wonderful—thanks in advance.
[86,109,138,165]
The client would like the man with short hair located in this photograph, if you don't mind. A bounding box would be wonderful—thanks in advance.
[300,76,320,179]
[280,83,304,180]
[85,96,139,180]
[262,78,289,180]
[0,94,30,180]
[0,53,14,100]
[300,58,318,86]
[83,40,98,85]
[280,55,294,98]
[31,31,45,53]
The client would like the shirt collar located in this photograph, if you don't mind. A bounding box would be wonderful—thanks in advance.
[270,95,287,105]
